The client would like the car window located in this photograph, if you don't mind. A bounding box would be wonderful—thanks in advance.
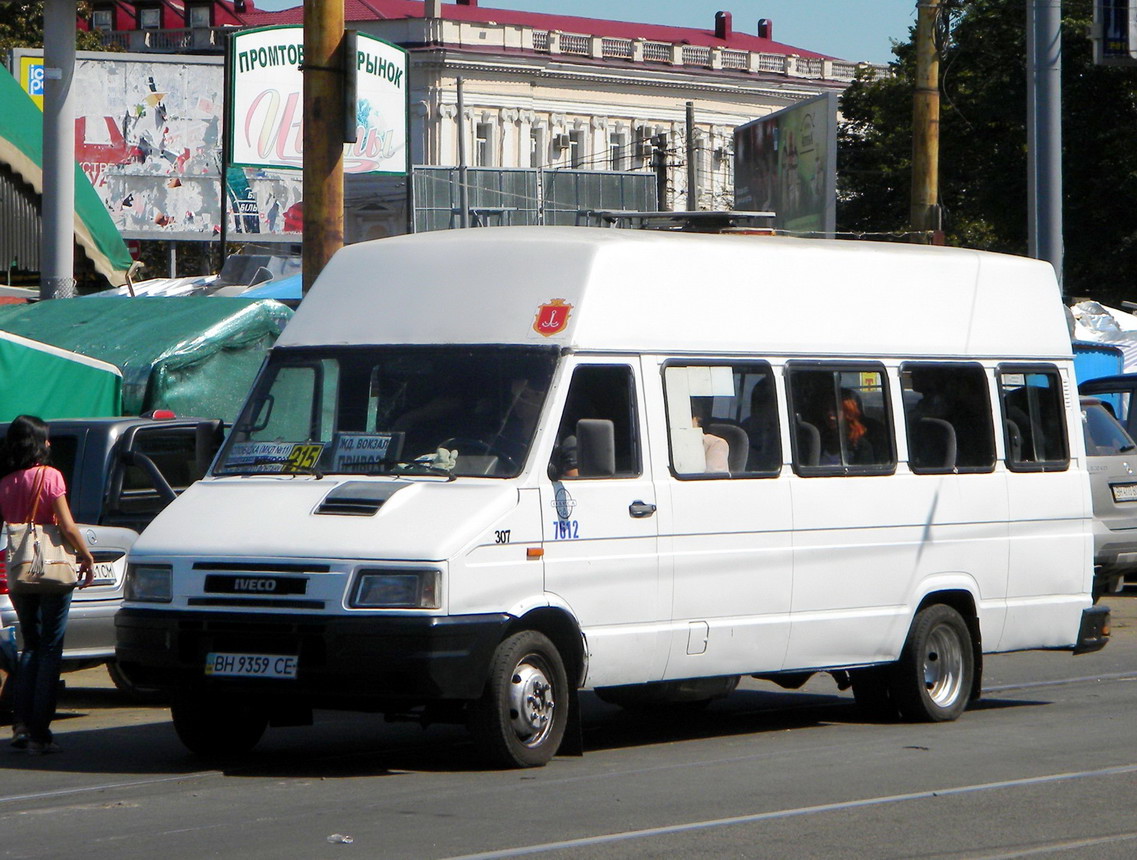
[1082,401,1137,456]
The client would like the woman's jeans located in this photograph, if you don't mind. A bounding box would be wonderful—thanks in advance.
[11,589,73,744]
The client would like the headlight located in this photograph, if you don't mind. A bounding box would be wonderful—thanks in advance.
[125,564,172,603]
[351,569,441,609]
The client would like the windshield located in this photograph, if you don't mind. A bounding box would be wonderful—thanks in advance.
[215,345,558,478]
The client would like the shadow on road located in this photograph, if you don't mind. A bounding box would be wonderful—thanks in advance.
[0,681,1056,781]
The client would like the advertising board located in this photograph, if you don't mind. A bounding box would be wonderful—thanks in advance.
[734,92,837,236]
[229,26,409,175]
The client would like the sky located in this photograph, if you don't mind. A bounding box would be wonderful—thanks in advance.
[251,1,917,65]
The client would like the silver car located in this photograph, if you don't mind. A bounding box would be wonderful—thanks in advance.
[1082,396,1137,597]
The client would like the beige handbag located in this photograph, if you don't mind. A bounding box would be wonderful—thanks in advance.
[6,467,78,594]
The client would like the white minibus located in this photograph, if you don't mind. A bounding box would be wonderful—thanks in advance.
[116,228,1109,767]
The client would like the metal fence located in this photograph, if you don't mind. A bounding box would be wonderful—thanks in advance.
[411,166,658,233]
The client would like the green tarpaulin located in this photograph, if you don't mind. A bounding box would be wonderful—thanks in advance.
[0,330,121,420]
[0,67,132,285]
[0,298,293,421]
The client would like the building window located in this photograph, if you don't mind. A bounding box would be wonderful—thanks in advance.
[609,131,627,171]
[529,127,544,168]
[91,8,113,31]
[568,130,585,168]
[188,5,211,28]
[139,8,161,29]
[474,122,493,167]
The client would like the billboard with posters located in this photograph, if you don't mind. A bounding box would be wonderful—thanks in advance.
[9,48,303,241]
[734,92,837,236]
[229,26,408,175]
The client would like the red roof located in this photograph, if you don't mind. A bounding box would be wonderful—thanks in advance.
[241,1,832,60]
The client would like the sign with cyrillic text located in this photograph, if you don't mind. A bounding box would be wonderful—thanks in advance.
[229,25,408,174]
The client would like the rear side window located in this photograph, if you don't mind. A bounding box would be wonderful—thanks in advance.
[900,363,996,473]
[663,362,780,478]
[998,365,1069,471]
[1082,400,1136,456]
[786,364,895,476]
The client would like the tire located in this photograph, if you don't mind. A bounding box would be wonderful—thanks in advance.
[849,667,898,722]
[469,631,568,768]
[171,696,268,757]
[890,604,974,723]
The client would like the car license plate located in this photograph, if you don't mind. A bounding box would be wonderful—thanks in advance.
[1112,482,1137,503]
[91,561,117,585]
[205,652,298,679]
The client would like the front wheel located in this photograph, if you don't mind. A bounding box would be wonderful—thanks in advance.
[890,604,974,723]
[171,696,267,757]
[469,631,568,768]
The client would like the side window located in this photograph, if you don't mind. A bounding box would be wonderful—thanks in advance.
[787,364,895,476]
[124,429,198,492]
[998,366,1069,470]
[550,365,640,479]
[901,363,995,473]
[108,428,199,528]
[663,362,781,478]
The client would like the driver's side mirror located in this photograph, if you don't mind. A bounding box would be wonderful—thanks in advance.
[576,418,615,478]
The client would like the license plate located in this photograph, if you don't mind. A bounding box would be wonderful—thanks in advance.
[205,652,298,679]
[1112,482,1137,503]
[91,561,117,585]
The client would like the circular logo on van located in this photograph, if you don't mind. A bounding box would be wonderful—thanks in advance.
[552,486,576,520]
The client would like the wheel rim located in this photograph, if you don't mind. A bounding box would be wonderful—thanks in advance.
[922,622,964,708]
[507,654,556,748]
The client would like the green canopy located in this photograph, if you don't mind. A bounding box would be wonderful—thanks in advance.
[0,67,132,285]
[0,298,293,421]
[0,329,122,421]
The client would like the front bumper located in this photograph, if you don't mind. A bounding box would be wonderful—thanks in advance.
[115,608,510,706]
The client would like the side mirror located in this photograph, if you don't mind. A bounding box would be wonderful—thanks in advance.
[576,418,615,477]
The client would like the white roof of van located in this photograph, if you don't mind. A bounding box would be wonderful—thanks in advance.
[279,227,1071,360]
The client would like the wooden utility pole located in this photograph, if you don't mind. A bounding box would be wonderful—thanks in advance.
[302,0,346,293]
[911,0,941,243]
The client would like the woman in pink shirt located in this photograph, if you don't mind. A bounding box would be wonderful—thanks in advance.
[1,416,94,754]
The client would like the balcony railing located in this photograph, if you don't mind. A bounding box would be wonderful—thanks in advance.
[534,30,885,82]
[92,21,889,83]
[93,26,230,53]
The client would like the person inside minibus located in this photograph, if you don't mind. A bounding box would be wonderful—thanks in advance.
[690,398,731,473]
[741,378,780,471]
[818,389,874,466]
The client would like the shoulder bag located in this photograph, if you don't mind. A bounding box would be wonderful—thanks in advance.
[6,467,79,593]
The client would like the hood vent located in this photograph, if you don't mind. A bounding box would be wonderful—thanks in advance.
[315,481,409,517]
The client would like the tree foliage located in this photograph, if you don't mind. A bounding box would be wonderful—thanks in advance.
[0,2,108,51]
[839,0,1137,303]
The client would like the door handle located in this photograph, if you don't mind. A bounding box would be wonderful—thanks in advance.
[628,500,657,518]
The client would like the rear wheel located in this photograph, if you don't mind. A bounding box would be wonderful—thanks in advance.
[469,631,568,768]
[171,696,267,757]
[890,604,974,722]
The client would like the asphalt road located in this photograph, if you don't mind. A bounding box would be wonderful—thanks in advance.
[2,594,1137,860]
